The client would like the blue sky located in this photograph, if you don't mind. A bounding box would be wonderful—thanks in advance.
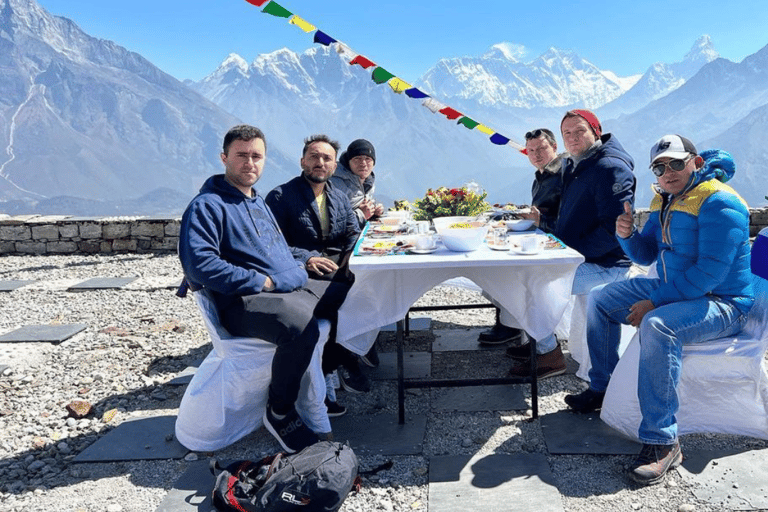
[38,0,768,82]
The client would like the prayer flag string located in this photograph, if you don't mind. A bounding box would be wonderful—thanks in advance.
[246,0,525,153]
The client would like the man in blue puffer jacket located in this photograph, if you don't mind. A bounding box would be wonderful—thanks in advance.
[179,125,341,454]
[565,134,754,485]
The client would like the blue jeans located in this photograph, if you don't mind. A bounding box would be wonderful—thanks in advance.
[586,277,746,444]
[524,262,629,354]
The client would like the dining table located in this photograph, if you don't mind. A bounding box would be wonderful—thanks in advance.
[336,222,585,423]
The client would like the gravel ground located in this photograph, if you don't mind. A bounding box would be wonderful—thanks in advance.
[0,253,767,512]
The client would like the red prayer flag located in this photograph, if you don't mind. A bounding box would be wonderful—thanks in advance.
[244,0,269,6]
[349,55,376,69]
[439,107,463,120]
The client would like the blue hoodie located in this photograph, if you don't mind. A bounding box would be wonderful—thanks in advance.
[178,175,308,296]
[619,149,754,314]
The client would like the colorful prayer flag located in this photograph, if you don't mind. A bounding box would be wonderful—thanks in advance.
[350,55,376,69]
[476,124,494,135]
[314,30,337,46]
[388,78,412,94]
[405,88,429,99]
[439,107,463,120]
[422,98,445,113]
[289,15,315,32]
[244,0,269,6]
[372,67,395,84]
[490,133,511,145]
[262,1,292,18]
[458,117,479,129]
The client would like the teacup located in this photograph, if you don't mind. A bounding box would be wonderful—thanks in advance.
[415,235,436,250]
[518,235,540,253]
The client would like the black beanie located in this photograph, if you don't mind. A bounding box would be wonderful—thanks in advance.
[346,139,376,163]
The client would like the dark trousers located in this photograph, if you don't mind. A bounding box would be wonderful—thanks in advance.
[218,255,354,414]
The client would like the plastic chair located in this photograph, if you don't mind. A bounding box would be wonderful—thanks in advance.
[601,271,768,441]
[175,288,331,451]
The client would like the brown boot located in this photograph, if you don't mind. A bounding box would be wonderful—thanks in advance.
[508,343,566,379]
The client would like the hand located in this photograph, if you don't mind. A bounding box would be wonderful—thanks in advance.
[522,206,541,227]
[626,299,654,327]
[616,201,635,239]
[306,256,338,276]
[374,203,385,217]
[263,276,275,292]
[358,199,375,220]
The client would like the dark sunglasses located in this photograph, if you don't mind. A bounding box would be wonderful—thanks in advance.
[651,155,693,177]
[525,129,545,140]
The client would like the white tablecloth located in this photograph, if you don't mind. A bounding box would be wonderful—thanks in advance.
[337,240,584,354]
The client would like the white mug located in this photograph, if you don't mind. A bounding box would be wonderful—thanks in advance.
[415,221,430,234]
[415,235,435,250]
[519,235,539,253]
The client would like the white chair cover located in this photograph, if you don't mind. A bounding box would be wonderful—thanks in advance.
[175,289,331,451]
[601,274,768,441]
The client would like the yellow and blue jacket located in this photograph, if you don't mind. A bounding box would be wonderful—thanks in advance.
[618,149,754,314]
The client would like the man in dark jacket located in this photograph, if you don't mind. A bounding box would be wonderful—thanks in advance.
[511,110,635,379]
[266,135,369,410]
[479,128,565,348]
[178,125,341,454]
[331,139,384,228]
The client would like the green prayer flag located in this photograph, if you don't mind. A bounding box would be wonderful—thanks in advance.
[458,117,479,129]
[372,67,395,84]
[262,1,292,18]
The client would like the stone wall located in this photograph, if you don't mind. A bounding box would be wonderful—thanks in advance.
[0,208,766,256]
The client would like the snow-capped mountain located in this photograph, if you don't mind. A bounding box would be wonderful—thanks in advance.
[0,0,245,214]
[598,36,720,120]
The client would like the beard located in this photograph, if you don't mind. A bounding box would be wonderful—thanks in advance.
[302,167,331,184]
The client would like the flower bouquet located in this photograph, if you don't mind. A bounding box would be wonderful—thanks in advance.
[411,186,490,221]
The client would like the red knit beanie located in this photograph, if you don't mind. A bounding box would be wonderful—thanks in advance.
[562,109,602,138]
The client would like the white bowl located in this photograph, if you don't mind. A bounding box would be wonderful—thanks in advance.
[506,219,535,231]
[433,217,488,252]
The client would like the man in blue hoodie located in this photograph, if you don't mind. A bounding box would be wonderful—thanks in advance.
[510,110,636,378]
[179,125,338,453]
[565,135,754,485]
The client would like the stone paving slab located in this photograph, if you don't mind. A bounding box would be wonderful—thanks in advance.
[0,324,88,344]
[168,365,199,386]
[73,415,188,462]
[330,413,427,456]
[155,460,213,512]
[369,352,431,380]
[433,327,508,352]
[381,316,431,332]
[540,411,641,455]
[429,452,563,512]
[0,280,36,292]
[678,447,768,510]
[432,384,527,412]
[67,277,138,291]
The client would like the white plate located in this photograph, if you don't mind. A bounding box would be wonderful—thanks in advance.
[409,247,438,254]
[487,242,511,251]
[511,247,541,256]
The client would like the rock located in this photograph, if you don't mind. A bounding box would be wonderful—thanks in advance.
[56,442,71,454]
[461,438,473,448]
[28,460,45,471]
[65,400,92,419]
[106,504,123,512]
[184,452,199,461]
[631,502,641,510]
[412,467,428,477]
[66,418,77,428]
[678,505,696,512]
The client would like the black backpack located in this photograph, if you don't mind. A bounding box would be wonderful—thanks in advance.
[211,441,359,512]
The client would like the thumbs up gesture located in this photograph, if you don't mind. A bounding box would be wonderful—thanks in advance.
[616,201,635,239]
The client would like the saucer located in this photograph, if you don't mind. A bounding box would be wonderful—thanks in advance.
[511,247,541,256]
[409,247,438,254]
[487,242,511,251]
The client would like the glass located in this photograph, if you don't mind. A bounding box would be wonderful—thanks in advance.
[493,228,508,247]
[652,156,692,177]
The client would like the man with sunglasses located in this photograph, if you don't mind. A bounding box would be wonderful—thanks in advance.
[565,134,754,485]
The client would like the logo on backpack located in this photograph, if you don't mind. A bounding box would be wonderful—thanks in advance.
[280,490,311,506]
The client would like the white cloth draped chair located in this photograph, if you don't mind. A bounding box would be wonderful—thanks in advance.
[175,288,331,451]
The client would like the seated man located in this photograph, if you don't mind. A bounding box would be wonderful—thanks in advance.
[565,135,754,485]
[509,110,636,378]
[330,138,384,228]
[266,135,369,410]
[179,125,343,453]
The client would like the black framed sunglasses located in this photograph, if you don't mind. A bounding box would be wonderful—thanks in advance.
[651,155,693,177]
[525,129,546,140]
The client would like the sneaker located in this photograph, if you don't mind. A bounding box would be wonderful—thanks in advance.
[338,365,371,393]
[564,388,606,413]
[263,406,319,453]
[629,442,683,485]
[360,345,380,368]
[478,323,523,345]
[505,342,534,360]
[508,344,566,379]
[325,398,347,418]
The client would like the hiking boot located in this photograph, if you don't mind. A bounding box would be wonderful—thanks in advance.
[360,345,380,368]
[508,343,566,379]
[564,388,606,413]
[505,342,535,360]
[338,364,371,393]
[263,406,319,453]
[324,398,347,418]
[478,323,523,345]
[629,441,683,485]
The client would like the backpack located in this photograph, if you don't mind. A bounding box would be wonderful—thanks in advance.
[211,441,359,512]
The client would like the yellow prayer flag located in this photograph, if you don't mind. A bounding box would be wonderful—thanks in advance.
[476,124,495,135]
[388,77,412,94]
[289,15,316,33]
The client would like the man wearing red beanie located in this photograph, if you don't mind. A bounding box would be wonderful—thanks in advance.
[513,109,636,378]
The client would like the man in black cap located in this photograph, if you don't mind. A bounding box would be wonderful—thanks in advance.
[331,139,384,228]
